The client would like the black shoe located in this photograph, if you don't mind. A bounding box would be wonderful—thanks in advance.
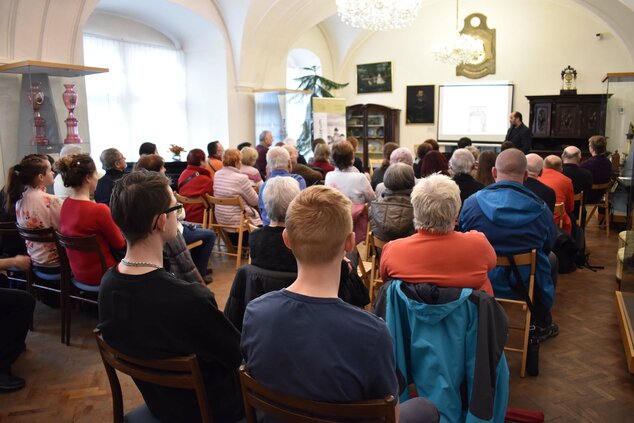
[0,372,25,391]
[203,274,213,284]
[534,322,559,342]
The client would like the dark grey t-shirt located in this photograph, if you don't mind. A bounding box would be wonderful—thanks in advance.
[241,289,398,408]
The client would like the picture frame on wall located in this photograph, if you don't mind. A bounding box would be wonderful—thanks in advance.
[406,85,435,124]
[357,62,392,94]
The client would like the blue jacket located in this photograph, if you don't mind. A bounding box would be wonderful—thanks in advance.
[385,281,509,423]
[459,181,556,310]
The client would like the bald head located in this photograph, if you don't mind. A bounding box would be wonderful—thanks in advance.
[562,146,582,164]
[525,153,544,178]
[493,149,528,183]
[544,155,563,172]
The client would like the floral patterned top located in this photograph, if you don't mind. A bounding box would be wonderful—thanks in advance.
[16,186,63,266]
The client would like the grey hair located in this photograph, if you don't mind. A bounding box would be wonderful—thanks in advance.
[525,153,544,177]
[390,147,414,165]
[449,148,475,175]
[465,146,480,161]
[100,148,123,171]
[384,163,415,191]
[267,146,290,170]
[263,176,300,223]
[411,173,461,234]
[241,146,258,166]
[283,137,297,147]
[60,145,82,158]
[259,130,271,143]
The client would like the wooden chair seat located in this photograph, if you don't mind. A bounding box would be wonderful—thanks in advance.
[495,249,537,378]
[554,202,565,229]
[585,181,613,236]
[94,329,213,423]
[174,193,210,228]
[239,365,396,423]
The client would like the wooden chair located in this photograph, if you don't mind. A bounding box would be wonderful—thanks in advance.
[16,225,64,343]
[174,192,210,228]
[573,191,584,227]
[495,249,537,378]
[94,328,212,423]
[368,233,388,305]
[55,231,107,345]
[554,202,565,229]
[585,181,613,236]
[205,195,255,269]
[0,221,28,287]
[239,365,396,423]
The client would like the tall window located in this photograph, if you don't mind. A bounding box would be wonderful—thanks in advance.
[83,34,188,163]
[286,49,321,154]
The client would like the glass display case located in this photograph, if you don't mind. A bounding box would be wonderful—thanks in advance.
[346,104,399,170]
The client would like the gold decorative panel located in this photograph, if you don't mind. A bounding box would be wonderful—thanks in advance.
[456,13,496,79]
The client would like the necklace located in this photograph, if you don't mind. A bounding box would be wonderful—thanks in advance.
[121,259,162,270]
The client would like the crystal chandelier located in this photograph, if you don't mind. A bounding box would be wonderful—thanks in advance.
[432,0,485,65]
[336,0,422,31]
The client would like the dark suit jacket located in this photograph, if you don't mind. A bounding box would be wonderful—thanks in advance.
[453,173,485,204]
[563,163,593,222]
[524,177,556,212]
[505,123,532,154]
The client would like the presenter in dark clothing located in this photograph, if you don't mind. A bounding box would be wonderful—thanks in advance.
[505,111,532,154]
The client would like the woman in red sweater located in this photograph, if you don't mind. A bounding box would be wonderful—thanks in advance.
[56,154,126,286]
[177,149,214,224]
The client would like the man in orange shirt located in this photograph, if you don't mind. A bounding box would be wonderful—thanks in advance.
[539,155,574,234]
[206,140,224,179]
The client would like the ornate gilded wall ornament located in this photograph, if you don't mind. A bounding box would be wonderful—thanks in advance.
[456,13,496,79]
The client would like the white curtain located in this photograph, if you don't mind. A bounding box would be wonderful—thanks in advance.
[83,34,188,164]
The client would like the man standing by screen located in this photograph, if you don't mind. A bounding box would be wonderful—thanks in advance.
[505,111,532,153]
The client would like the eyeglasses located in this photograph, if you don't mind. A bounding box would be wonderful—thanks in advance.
[152,203,183,230]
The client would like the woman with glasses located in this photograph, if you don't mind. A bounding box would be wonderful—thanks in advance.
[56,154,126,286]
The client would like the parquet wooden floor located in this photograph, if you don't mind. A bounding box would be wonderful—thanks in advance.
[1,224,633,422]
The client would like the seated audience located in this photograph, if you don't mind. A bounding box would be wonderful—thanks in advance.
[381,174,494,295]
[539,155,574,234]
[53,145,82,199]
[255,130,273,179]
[206,140,224,178]
[284,145,322,186]
[238,146,263,187]
[7,154,62,267]
[310,137,326,158]
[524,154,556,212]
[375,147,415,198]
[466,145,480,162]
[95,148,127,204]
[581,135,612,204]
[371,142,399,189]
[236,141,252,150]
[457,136,472,149]
[214,148,262,229]
[177,148,214,224]
[56,154,126,286]
[370,163,416,242]
[99,170,243,422]
[258,147,306,226]
[562,146,592,224]
[0,257,34,391]
[347,136,364,173]
[449,148,484,204]
[423,138,440,151]
[460,149,558,341]
[138,142,157,156]
[420,150,449,177]
[136,154,215,281]
[475,150,496,186]
[413,143,432,178]
[241,185,439,423]
[282,137,307,165]
[311,143,335,177]
[500,141,516,151]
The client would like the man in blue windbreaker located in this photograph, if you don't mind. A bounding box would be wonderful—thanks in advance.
[459,148,559,341]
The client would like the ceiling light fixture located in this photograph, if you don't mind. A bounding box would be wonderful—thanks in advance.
[432,0,485,65]
[336,0,422,32]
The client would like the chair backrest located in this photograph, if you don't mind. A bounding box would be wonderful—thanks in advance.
[239,365,396,423]
[174,193,210,227]
[16,225,56,243]
[205,194,252,229]
[588,181,613,205]
[0,221,19,236]
[553,202,565,228]
[94,328,213,423]
[573,191,584,226]
[54,231,109,276]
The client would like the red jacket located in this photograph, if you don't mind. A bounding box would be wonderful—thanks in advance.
[59,198,126,286]
[177,165,213,223]
[539,168,574,235]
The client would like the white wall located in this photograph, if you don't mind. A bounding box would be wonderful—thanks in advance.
[338,0,634,153]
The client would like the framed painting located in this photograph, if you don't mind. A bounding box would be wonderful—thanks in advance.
[357,62,392,94]
[406,85,435,124]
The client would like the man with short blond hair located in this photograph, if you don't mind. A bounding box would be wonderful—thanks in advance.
[242,186,439,423]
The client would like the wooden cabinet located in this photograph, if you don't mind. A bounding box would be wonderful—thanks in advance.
[346,104,400,170]
[526,94,609,153]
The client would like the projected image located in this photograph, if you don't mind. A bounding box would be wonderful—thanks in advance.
[468,107,487,133]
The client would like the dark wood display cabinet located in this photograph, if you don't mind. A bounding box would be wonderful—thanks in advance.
[346,104,400,170]
[527,94,609,155]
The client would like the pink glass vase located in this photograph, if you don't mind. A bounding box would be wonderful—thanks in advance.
[27,83,49,145]
[63,84,82,144]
